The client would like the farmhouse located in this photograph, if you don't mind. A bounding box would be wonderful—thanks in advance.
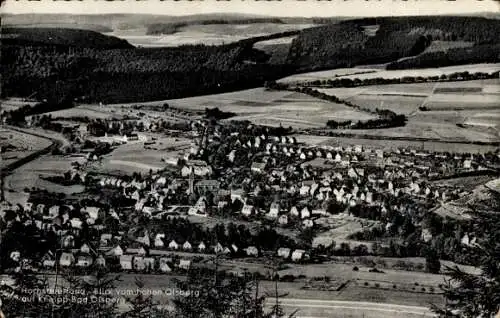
[241,204,255,216]
[183,241,192,250]
[291,249,306,262]
[245,246,259,257]
[59,252,75,267]
[251,162,267,173]
[198,241,206,252]
[267,202,280,219]
[76,255,93,267]
[277,248,291,258]
[179,259,191,270]
[278,214,289,225]
[169,240,179,250]
[159,258,172,273]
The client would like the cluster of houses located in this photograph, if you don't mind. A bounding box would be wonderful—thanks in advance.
[2,117,498,276]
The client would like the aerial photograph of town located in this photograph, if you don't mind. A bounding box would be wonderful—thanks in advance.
[0,0,499,317]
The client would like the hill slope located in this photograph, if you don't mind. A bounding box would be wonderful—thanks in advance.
[286,16,500,71]
[0,27,133,49]
[2,16,500,105]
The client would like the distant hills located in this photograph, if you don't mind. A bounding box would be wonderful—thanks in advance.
[286,16,500,71]
[1,27,133,49]
[1,15,500,105]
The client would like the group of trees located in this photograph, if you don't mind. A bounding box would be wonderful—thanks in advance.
[292,87,408,129]
[1,261,296,318]
[297,71,499,89]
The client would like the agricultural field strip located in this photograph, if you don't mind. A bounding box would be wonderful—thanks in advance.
[279,64,500,83]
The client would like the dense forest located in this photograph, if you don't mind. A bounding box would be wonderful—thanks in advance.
[0,27,132,49]
[2,16,500,104]
[1,42,292,103]
[286,16,500,71]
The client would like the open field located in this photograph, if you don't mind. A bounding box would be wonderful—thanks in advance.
[4,154,86,205]
[278,63,500,83]
[422,40,475,53]
[164,88,376,128]
[293,134,498,154]
[92,135,191,174]
[464,112,500,128]
[0,273,439,317]
[105,23,315,47]
[0,128,52,167]
[45,105,126,120]
[0,98,38,112]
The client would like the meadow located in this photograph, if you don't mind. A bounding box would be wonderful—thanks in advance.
[278,63,500,83]
[0,128,52,167]
[106,23,315,47]
[92,135,191,174]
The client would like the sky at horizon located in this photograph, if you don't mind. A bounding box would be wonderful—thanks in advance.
[1,0,499,17]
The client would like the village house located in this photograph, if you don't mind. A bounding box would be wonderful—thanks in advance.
[277,247,291,259]
[289,206,299,217]
[278,214,289,225]
[245,246,259,257]
[120,255,133,270]
[300,207,311,219]
[159,258,172,273]
[179,259,191,270]
[251,162,267,173]
[214,243,224,254]
[302,219,314,228]
[241,204,255,217]
[198,242,206,252]
[154,234,165,248]
[267,202,280,219]
[76,254,93,267]
[59,252,75,267]
[96,255,106,267]
[291,249,306,262]
[168,240,179,250]
[107,245,124,257]
[183,241,192,251]
[42,251,56,269]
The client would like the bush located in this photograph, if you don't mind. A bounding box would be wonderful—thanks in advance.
[393,284,397,289]
[374,283,380,288]
[364,282,369,286]
[352,266,359,271]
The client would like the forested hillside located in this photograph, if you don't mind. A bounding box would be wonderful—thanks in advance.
[287,16,500,71]
[2,16,500,105]
[0,27,133,49]
[147,17,285,35]
[1,43,291,103]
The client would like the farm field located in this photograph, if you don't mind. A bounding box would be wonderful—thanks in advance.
[0,128,52,168]
[278,63,500,83]
[0,98,38,112]
[431,175,498,191]
[165,88,377,128]
[92,136,191,174]
[292,134,499,154]
[422,40,475,53]
[4,155,86,205]
[105,23,315,47]
[45,105,126,120]
[312,79,499,143]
